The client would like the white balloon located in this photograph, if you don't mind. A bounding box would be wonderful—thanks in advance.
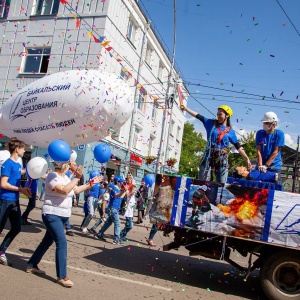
[70,150,77,162]
[0,70,134,147]
[27,157,48,179]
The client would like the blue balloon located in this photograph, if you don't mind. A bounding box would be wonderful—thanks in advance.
[144,174,155,187]
[48,140,71,162]
[94,143,112,163]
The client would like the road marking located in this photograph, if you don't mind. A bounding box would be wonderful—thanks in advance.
[8,251,172,292]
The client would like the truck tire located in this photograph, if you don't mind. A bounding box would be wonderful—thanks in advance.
[260,250,300,300]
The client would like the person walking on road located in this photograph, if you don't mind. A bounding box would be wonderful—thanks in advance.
[96,176,127,245]
[0,138,31,266]
[120,185,137,241]
[26,160,102,287]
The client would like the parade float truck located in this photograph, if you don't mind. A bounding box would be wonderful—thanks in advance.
[150,175,300,300]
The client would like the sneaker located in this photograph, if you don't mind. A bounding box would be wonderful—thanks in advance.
[0,254,12,266]
[66,231,74,236]
[26,266,46,275]
[22,219,32,225]
[97,234,106,241]
[81,227,88,233]
[146,239,156,246]
[112,240,124,245]
[89,228,97,234]
[57,277,74,288]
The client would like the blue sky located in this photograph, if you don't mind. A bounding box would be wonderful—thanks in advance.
[140,0,300,149]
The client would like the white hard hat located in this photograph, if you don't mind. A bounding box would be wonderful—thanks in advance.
[261,112,278,123]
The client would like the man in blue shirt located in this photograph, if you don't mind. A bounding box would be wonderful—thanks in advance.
[81,170,101,233]
[96,175,127,245]
[256,112,285,181]
[0,138,31,266]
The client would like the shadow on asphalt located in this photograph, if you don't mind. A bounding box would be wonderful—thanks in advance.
[4,252,57,284]
[84,245,267,300]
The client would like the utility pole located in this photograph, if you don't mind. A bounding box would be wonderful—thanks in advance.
[292,135,299,193]
[155,0,177,174]
[124,21,151,178]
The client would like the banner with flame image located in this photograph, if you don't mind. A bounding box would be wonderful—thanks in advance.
[167,178,300,249]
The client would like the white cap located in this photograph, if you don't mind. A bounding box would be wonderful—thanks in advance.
[261,112,278,123]
[70,150,77,162]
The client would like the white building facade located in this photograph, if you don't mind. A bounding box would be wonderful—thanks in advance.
[0,0,188,181]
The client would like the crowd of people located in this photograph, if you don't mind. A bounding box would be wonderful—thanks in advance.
[0,106,285,288]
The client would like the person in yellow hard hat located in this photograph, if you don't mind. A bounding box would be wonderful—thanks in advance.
[181,104,251,183]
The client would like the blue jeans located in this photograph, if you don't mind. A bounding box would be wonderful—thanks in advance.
[82,196,97,228]
[120,217,133,239]
[149,224,158,240]
[98,207,120,242]
[40,183,45,201]
[199,163,228,183]
[27,214,69,278]
[22,193,37,220]
[0,200,22,252]
[65,218,72,231]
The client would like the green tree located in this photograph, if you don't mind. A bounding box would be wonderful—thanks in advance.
[179,122,207,177]
[228,131,257,173]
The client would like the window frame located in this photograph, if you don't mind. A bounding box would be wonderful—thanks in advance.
[133,126,141,150]
[145,43,153,68]
[120,67,131,82]
[127,18,137,46]
[0,0,10,18]
[148,136,155,156]
[137,93,147,114]
[158,62,164,83]
[21,47,51,74]
[34,0,60,16]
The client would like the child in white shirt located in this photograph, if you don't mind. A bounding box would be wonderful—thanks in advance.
[120,185,137,241]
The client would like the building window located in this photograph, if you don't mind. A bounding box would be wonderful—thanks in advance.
[35,0,60,16]
[0,0,10,18]
[127,18,137,45]
[145,44,152,67]
[120,67,130,81]
[170,119,175,137]
[137,94,147,113]
[22,48,51,74]
[158,62,164,83]
[151,105,157,122]
[148,136,155,156]
[133,127,141,150]
[176,126,181,142]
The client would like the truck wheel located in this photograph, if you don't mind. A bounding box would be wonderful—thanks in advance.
[260,251,300,300]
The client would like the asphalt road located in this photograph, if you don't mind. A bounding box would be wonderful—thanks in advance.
[0,198,268,300]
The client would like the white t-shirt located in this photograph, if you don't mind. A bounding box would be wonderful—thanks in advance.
[0,150,23,168]
[124,194,136,218]
[42,172,74,217]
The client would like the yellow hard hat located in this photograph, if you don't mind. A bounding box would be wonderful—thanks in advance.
[218,105,233,117]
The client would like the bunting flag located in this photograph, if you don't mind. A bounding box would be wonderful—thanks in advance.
[70,12,76,19]
[75,19,81,29]
[101,40,111,47]
[59,0,173,112]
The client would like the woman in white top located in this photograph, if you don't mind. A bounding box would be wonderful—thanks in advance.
[120,185,137,241]
[26,161,102,287]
